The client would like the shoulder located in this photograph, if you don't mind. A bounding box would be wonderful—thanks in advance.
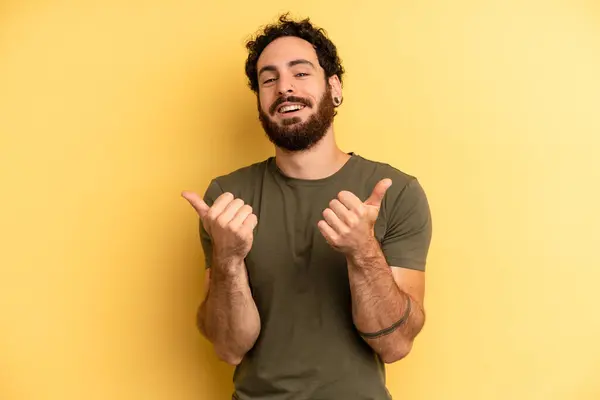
[352,154,423,198]
[213,158,270,187]
[354,155,432,270]
[203,157,271,202]
[352,154,430,226]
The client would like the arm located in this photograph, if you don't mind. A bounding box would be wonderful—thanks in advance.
[197,259,260,365]
[347,239,425,363]
[318,177,432,363]
[182,181,261,365]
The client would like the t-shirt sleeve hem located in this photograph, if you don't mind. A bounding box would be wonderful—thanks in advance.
[384,256,427,272]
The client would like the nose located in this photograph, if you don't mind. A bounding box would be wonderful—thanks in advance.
[276,75,294,96]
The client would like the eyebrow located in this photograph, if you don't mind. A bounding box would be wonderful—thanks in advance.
[258,59,315,77]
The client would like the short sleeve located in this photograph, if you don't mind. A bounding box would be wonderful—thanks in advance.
[199,179,224,269]
[380,178,432,271]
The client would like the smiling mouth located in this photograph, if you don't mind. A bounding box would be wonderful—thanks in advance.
[278,104,306,114]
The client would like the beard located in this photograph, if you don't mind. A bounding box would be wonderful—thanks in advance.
[258,84,336,152]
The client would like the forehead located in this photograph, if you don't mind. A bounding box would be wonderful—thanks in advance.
[257,36,320,71]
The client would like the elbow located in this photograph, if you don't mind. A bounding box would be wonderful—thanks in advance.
[219,354,243,366]
[380,341,413,364]
[215,347,244,366]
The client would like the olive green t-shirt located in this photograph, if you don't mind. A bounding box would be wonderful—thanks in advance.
[199,153,432,400]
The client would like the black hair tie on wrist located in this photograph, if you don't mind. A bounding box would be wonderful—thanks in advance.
[357,294,412,339]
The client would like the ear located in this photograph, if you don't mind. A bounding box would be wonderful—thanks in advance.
[328,74,343,103]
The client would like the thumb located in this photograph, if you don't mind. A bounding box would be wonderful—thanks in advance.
[364,179,392,208]
[181,191,209,219]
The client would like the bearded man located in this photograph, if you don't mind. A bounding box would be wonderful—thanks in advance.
[182,14,433,400]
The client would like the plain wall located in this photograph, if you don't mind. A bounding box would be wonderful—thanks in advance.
[1,0,599,399]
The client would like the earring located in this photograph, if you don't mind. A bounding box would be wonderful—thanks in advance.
[333,96,341,106]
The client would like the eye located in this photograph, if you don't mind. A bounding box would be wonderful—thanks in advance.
[262,78,276,84]
[296,73,309,77]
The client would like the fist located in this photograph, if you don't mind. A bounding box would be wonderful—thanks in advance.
[317,178,392,256]
[182,190,258,261]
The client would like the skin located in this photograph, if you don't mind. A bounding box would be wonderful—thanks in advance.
[318,179,426,362]
[256,36,348,180]
[182,36,426,365]
[182,191,260,365]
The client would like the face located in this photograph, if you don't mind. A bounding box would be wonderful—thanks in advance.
[255,36,342,152]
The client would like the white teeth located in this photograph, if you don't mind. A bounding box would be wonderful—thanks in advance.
[279,104,304,113]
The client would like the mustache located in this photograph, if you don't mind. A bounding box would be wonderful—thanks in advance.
[269,96,313,115]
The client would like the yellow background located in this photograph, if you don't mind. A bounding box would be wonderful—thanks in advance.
[1,0,599,399]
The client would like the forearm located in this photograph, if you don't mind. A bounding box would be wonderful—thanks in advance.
[198,255,261,365]
[347,239,425,363]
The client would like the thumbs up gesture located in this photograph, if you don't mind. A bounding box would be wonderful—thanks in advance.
[317,179,392,256]
[182,190,258,262]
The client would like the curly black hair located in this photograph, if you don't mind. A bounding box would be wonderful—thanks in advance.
[244,13,345,93]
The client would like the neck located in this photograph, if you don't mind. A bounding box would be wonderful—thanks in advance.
[273,128,351,180]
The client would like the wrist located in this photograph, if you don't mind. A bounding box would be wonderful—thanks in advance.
[347,237,383,265]
[212,251,246,275]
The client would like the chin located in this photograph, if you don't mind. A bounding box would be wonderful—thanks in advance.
[279,116,303,126]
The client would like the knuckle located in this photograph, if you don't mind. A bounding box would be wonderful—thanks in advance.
[229,199,242,210]
[219,192,234,202]
[217,217,228,229]
[337,191,349,201]
[206,209,218,221]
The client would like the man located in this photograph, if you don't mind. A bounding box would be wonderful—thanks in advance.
[182,14,432,400]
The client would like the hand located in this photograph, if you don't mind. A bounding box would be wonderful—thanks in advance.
[182,190,258,262]
[317,179,392,256]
